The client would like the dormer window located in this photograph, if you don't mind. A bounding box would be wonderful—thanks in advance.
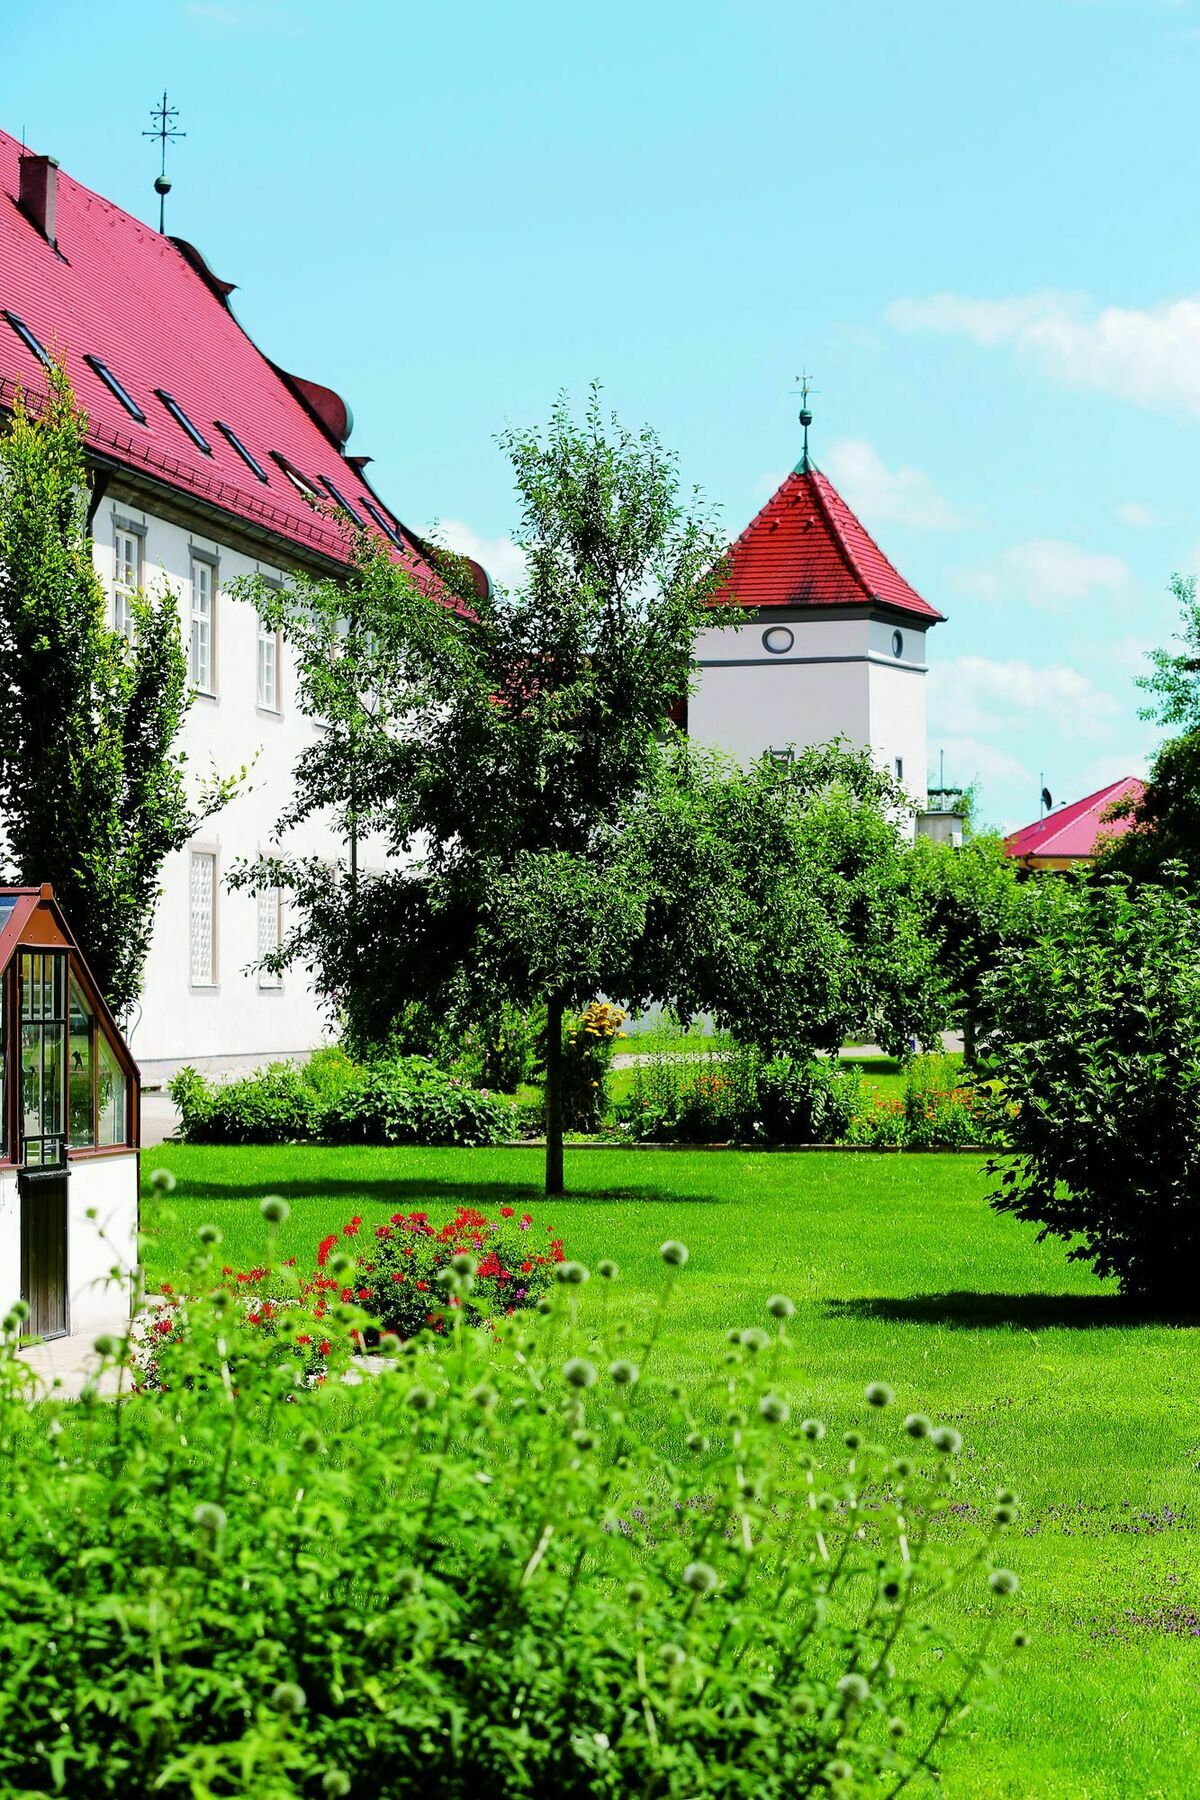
[83,355,146,423]
[269,452,320,501]
[215,421,269,483]
[155,390,211,454]
[2,310,50,368]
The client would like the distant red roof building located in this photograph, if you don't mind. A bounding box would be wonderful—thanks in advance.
[1004,777,1145,868]
[0,130,481,597]
[712,463,944,623]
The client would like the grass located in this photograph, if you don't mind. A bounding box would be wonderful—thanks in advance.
[140,1143,1200,1799]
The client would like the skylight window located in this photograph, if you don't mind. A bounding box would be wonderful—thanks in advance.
[215,421,268,483]
[319,475,361,520]
[83,355,146,423]
[269,452,320,501]
[155,390,211,455]
[2,310,50,368]
[360,496,404,551]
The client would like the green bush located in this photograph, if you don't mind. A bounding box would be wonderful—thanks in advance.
[0,1189,1024,1797]
[559,1000,627,1130]
[621,1051,859,1144]
[168,1061,319,1145]
[981,873,1200,1302]
[757,1056,861,1142]
[321,1055,513,1147]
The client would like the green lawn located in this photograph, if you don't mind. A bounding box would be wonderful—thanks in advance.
[142,1145,1200,1799]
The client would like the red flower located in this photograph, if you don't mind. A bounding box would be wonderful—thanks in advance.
[318,1340,331,1357]
[500,1206,514,1218]
[317,1235,338,1267]
[416,1280,429,1292]
[356,1287,371,1301]
[160,1282,173,1296]
[520,1260,533,1274]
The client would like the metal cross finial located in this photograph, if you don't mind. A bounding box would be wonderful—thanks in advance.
[143,91,186,234]
[792,371,818,472]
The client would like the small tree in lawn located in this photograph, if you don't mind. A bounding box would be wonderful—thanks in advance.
[0,368,238,1014]
[233,388,725,1194]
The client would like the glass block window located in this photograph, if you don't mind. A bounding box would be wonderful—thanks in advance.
[257,887,283,989]
[190,851,217,986]
[190,557,215,692]
[257,614,280,711]
[113,525,140,639]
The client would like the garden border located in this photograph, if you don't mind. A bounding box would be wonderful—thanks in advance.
[502,1140,1008,1155]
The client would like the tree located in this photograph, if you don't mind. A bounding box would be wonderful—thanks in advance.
[0,368,238,1014]
[623,739,945,1059]
[980,871,1200,1306]
[234,388,725,1194]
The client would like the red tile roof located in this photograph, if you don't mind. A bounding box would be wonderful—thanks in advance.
[1004,777,1145,861]
[0,129,455,591]
[713,464,944,623]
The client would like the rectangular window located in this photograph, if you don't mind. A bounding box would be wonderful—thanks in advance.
[156,390,212,455]
[96,1035,127,1148]
[18,951,67,1169]
[113,525,141,639]
[68,980,95,1149]
[215,421,269,483]
[83,354,146,423]
[189,851,217,987]
[895,757,905,781]
[257,887,283,989]
[190,555,216,692]
[257,614,280,711]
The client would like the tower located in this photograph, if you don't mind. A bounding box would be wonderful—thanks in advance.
[689,403,944,808]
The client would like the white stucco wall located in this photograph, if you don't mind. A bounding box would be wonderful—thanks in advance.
[0,1155,138,1338]
[690,611,930,801]
[95,499,387,1078]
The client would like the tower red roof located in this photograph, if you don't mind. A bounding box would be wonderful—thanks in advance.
[1004,777,1145,862]
[0,128,468,596]
[714,463,944,623]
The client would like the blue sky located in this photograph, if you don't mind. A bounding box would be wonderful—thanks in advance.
[3,0,1197,827]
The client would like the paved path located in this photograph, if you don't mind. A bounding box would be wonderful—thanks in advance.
[140,1089,181,1148]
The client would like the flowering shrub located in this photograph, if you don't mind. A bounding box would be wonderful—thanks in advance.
[169,1061,320,1144]
[319,1204,563,1338]
[559,999,627,1131]
[132,1261,351,1390]
[0,1183,1026,1796]
[621,1050,858,1143]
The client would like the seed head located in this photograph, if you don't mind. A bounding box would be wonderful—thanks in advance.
[555,1261,590,1286]
[865,1381,894,1408]
[800,1418,826,1441]
[789,1690,817,1716]
[395,1568,422,1596]
[1012,1629,1030,1649]
[759,1393,790,1424]
[572,1427,597,1450]
[192,1501,226,1537]
[563,1357,597,1389]
[837,1672,870,1706]
[626,1580,648,1607]
[9,1300,28,1322]
[994,1503,1016,1526]
[253,1637,278,1666]
[685,1431,708,1453]
[2,1312,19,1335]
[597,1259,619,1279]
[93,1334,119,1359]
[660,1240,689,1267]
[270,1681,306,1716]
[996,1486,1017,1506]
[197,1224,222,1247]
[931,1425,962,1455]
[260,1195,290,1225]
[682,1560,718,1593]
[298,1429,324,1457]
[469,1382,499,1411]
[609,1359,639,1387]
[888,1717,908,1739]
[379,1333,401,1357]
[739,1326,770,1353]
[405,1384,435,1412]
[536,1296,555,1315]
[903,1413,931,1439]
[766,1294,795,1319]
[322,1774,352,1799]
[329,1251,353,1277]
[824,1761,854,1785]
[843,1430,862,1450]
[989,1568,1019,1596]
[150,1167,177,1194]
[660,1642,687,1667]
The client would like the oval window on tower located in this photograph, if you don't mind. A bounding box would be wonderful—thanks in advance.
[762,626,795,656]
[891,629,904,659]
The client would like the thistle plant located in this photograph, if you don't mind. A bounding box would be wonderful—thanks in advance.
[0,1183,1024,1797]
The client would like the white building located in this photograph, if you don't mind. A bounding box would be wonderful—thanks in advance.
[0,131,486,1081]
[689,443,943,807]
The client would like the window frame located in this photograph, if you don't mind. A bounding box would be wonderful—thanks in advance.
[269,451,321,502]
[83,354,147,424]
[111,515,145,640]
[256,606,282,715]
[189,847,220,991]
[359,496,405,551]
[2,309,50,368]
[188,549,219,697]
[256,886,284,991]
[156,390,212,455]
[214,421,270,483]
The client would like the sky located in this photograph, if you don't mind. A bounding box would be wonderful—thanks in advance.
[2,0,1197,828]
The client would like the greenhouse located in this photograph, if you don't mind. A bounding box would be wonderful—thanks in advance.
[0,885,139,1340]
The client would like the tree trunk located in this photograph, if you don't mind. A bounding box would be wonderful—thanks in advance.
[963,1011,977,1068]
[545,993,565,1198]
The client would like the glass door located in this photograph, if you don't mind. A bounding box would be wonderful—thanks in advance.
[19,951,67,1169]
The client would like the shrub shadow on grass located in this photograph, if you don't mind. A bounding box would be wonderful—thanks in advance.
[825,1292,1198,1330]
[155,1177,724,1209]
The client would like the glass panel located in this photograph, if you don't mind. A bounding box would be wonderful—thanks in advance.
[20,1022,40,1139]
[0,898,17,932]
[257,888,282,989]
[97,1035,126,1148]
[190,853,215,985]
[68,981,94,1148]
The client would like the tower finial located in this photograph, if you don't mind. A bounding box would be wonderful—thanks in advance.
[793,370,817,473]
[143,91,186,234]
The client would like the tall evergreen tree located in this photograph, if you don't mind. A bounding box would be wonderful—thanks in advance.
[0,368,238,1013]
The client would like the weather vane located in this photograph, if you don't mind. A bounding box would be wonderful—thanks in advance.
[144,91,185,234]
[792,371,818,471]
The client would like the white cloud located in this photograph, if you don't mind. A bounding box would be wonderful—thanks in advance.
[955,538,1132,609]
[928,655,1120,742]
[433,519,528,591]
[888,289,1200,418]
[822,438,965,531]
[1115,502,1162,528]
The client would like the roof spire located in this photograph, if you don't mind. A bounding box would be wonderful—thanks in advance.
[143,91,185,234]
[793,371,817,473]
